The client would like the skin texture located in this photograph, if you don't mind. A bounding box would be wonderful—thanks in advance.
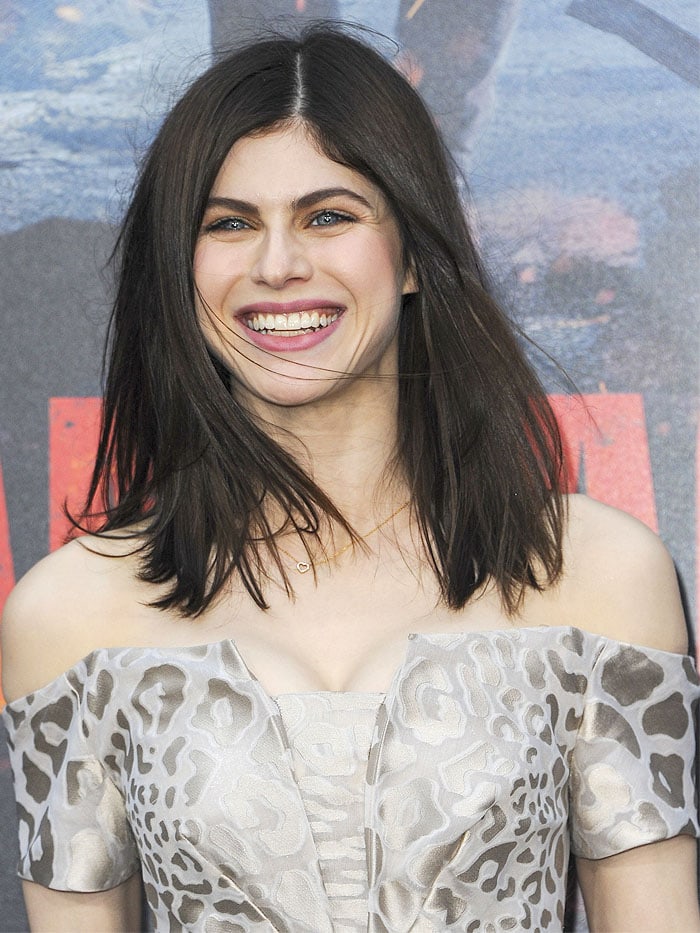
[21,874,142,932]
[194,122,417,416]
[2,124,698,933]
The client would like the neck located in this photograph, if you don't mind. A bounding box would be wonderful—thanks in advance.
[248,379,405,523]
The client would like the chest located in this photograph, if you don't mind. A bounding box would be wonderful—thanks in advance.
[149,564,523,694]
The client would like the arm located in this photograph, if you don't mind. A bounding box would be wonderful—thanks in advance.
[22,875,143,933]
[562,497,700,930]
[577,836,700,932]
[2,542,144,931]
[565,497,700,933]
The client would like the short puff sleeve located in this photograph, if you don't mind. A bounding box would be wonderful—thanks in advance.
[570,639,699,859]
[2,670,139,891]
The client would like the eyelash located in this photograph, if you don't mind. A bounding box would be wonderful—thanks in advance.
[205,216,251,233]
[203,208,356,234]
[309,209,355,227]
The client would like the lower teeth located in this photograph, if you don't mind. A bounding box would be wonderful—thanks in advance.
[257,326,322,336]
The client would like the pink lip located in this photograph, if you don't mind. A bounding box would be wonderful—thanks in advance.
[235,299,346,353]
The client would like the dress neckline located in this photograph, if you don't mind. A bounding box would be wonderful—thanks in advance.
[3,625,690,711]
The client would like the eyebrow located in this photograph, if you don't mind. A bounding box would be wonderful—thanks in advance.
[204,186,375,215]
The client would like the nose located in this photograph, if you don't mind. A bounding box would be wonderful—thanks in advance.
[251,227,313,289]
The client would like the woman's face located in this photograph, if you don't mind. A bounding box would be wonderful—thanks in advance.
[193,122,416,413]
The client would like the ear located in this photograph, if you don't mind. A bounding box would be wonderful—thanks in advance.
[402,257,418,295]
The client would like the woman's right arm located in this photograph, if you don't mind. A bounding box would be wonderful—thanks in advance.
[2,541,143,932]
[22,875,143,933]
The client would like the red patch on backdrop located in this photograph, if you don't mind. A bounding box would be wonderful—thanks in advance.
[551,393,658,531]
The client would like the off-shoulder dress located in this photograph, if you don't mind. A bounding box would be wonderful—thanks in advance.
[3,626,698,931]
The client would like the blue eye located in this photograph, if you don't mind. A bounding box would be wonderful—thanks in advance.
[310,210,353,227]
[206,216,250,232]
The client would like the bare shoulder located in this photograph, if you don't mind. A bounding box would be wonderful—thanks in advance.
[1,534,146,703]
[553,494,688,653]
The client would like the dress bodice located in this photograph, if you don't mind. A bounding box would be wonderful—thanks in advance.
[3,626,698,931]
[275,692,383,931]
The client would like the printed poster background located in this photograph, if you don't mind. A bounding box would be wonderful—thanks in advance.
[0,1,698,928]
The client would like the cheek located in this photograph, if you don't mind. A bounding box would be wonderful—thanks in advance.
[193,242,242,302]
[193,240,213,275]
[192,250,217,326]
[194,304,236,372]
[341,235,405,295]
[369,229,408,291]
[368,245,409,302]
[192,262,229,345]
[193,245,217,306]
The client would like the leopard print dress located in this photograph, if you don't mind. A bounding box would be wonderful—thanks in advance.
[3,626,698,932]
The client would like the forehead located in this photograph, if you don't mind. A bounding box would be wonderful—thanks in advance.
[210,123,380,203]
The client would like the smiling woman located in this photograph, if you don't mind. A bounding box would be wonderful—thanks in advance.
[193,123,415,410]
[1,23,699,933]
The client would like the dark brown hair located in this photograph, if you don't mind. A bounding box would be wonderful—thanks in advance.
[80,24,565,614]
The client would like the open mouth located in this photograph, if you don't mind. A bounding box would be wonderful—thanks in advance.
[244,309,341,337]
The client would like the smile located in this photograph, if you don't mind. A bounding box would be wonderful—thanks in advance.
[244,309,341,336]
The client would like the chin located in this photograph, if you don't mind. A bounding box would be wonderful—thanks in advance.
[233,377,341,413]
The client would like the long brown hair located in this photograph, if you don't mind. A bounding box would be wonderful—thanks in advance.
[80,25,565,615]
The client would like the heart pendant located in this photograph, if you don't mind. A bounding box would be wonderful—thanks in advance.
[296,561,311,574]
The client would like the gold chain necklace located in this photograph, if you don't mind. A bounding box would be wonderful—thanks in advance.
[276,501,409,574]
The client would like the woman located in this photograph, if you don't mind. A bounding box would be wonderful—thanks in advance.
[2,26,698,933]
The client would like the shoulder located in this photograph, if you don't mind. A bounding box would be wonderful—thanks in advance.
[548,494,688,653]
[1,534,147,703]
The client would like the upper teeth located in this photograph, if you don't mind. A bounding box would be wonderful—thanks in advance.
[245,310,339,332]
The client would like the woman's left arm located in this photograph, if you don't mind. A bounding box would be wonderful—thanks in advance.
[565,496,700,931]
[577,835,700,932]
